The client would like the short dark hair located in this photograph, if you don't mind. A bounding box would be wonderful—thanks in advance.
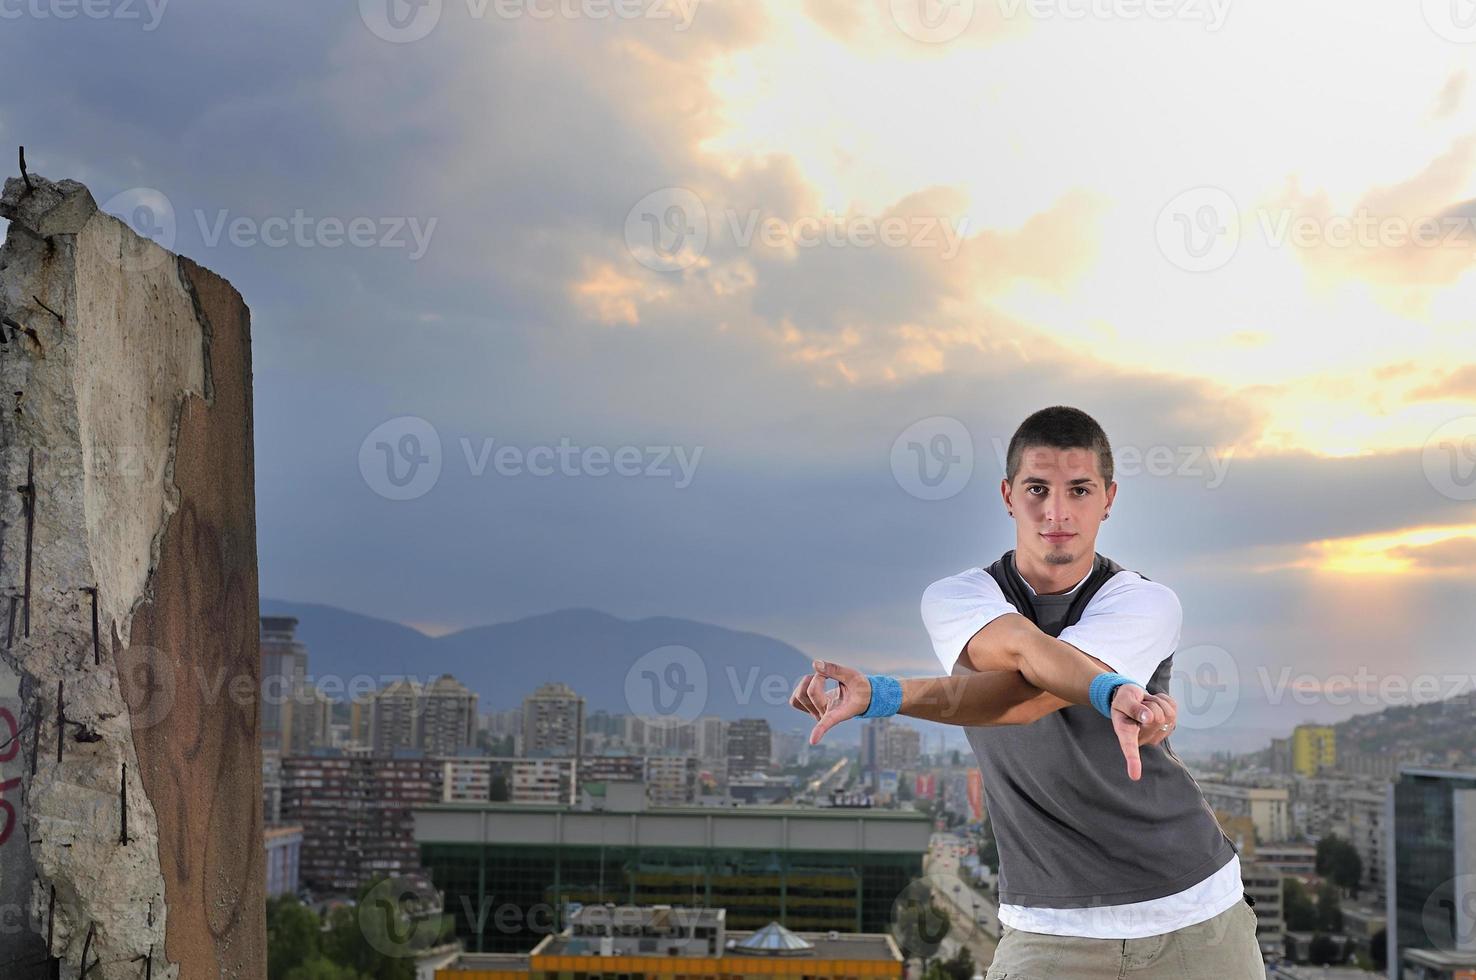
[1005,406,1114,487]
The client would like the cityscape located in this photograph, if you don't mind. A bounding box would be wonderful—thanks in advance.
[256,612,1476,980]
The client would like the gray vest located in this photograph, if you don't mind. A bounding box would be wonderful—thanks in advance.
[956,549,1237,907]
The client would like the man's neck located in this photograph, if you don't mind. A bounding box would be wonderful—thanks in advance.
[1013,547,1094,596]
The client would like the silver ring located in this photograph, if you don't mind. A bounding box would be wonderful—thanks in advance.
[1160,725,1171,732]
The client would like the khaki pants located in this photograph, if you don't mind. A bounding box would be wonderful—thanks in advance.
[984,899,1265,979]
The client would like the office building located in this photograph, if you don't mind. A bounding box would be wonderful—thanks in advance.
[726,719,771,778]
[415,801,930,953]
[1388,767,1476,978]
[261,616,308,753]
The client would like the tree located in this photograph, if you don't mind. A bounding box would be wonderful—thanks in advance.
[936,944,975,980]
[323,876,456,980]
[285,958,363,980]
[1315,835,1363,895]
[1308,933,1341,966]
[267,896,327,980]
[1282,878,1317,932]
[1314,880,1343,933]
[1370,928,1388,971]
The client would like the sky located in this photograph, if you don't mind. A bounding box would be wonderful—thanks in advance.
[2,0,1475,751]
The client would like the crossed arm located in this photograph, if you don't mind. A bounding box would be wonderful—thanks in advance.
[789,610,1176,778]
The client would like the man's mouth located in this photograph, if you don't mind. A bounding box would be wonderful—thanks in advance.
[1041,532,1075,542]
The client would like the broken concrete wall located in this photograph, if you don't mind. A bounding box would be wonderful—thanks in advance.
[0,173,265,979]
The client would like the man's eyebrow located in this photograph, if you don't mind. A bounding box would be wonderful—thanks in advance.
[1020,476,1097,487]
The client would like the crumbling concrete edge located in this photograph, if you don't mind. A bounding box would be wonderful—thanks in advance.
[0,171,226,980]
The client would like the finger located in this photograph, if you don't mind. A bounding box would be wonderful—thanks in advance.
[1154,693,1178,730]
[1114,715,1143,781]
[799,674,827,720]
[805,672,829,719]
[1113,685,1154,726]
[790,677,816,718]
[1142,697,1167,730]
[1141,693,1177,738]
[812,658,860,684]
[810,683,864,745]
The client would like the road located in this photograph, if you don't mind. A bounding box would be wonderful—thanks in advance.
[922,832,1000,969]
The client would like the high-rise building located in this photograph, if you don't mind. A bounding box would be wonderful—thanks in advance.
[288,684,335,753]
[1292,724,1336,776]
[1387,767,1476,978]
[264,825,304,898]
[1341,787,1389,897]
[262,748,283,825]
[261,616,308,753]
[726,719,771,779]
[370,678,424,753]
[860,719,922,788]
[280,751,438,892]
[696,716,727,763]
[645,755,698,806]
[1241,861,1286,957]
[422,674,479,756]
[522,682,584,758]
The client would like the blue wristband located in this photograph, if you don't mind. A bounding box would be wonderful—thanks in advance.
[860,674,902,718]
[1088,672,1135,719]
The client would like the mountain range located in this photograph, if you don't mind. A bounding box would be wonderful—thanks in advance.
[258,599,825,733]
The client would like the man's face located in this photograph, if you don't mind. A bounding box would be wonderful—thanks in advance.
[1002,445,1116,567]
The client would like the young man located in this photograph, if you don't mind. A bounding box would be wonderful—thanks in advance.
[790,406,1263,979]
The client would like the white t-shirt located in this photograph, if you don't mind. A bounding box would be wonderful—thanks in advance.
[921,562,1245,938]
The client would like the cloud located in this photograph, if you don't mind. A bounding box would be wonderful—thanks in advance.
[1265,136,1476,291]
